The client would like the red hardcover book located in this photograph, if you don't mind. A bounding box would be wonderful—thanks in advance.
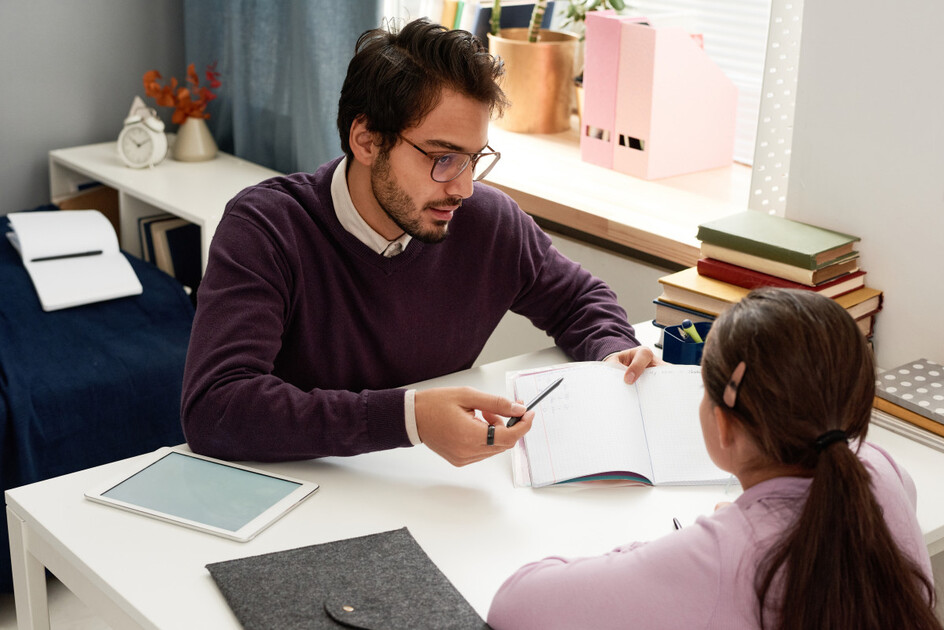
[696,258,866,298]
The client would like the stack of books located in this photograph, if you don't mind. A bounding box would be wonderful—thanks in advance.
[653,211,883,340]
[137,213,201,297]
[872,358,944,450]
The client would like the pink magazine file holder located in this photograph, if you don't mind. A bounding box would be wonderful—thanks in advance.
[613,22,737,179]
[580,11,649,169]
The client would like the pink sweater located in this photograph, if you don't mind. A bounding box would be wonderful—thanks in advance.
[488,442,932,630]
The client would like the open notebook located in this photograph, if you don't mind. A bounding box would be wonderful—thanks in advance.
[508,362,732,488]
[6,210,141,311]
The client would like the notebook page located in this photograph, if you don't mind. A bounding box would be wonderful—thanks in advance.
[23,253,143,311]
[8,210,119,261]
[635,366,730,485]
[8,211,141,311]
[519,363,652,487]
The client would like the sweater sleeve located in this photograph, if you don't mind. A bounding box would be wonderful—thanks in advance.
[487,527,723,630]
[180,198,411,462]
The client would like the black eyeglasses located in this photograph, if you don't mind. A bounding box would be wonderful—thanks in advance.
[399,136,501,183]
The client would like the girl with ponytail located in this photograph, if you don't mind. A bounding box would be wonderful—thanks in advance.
[489,288,940,630]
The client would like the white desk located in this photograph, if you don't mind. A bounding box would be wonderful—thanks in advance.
[7,341,944,629]
[49,143,281,273]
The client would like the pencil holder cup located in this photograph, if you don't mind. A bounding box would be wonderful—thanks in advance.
[662,322,712,365]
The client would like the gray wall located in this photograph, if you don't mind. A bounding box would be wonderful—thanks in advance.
[0,0,184,215]
[786,0,944,370]
[785,2,944,607]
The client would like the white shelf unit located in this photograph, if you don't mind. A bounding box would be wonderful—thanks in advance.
[49,142,281,273]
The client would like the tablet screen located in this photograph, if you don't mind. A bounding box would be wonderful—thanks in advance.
[100,451,304,533]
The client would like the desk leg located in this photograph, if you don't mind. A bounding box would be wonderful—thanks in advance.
[6,505,51,630]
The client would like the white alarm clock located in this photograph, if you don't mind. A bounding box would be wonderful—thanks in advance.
[117,114,168,168]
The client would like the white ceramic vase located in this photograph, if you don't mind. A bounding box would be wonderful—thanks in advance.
[174,117,218,162]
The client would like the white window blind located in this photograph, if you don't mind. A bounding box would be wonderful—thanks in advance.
[615,0,773,166]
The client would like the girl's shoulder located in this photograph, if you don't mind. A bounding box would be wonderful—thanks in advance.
[858,441,919,510]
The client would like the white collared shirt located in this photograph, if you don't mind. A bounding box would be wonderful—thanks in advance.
[330,158,421,445]
[331,158,412,258]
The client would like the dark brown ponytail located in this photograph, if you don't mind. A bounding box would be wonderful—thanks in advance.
[701,288,940,630]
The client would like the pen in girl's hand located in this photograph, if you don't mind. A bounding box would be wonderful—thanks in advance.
[507,377,564,427]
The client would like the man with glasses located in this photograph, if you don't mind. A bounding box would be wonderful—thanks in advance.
[181,18,655,466]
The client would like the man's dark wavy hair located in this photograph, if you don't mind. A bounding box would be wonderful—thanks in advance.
[337,18,508,160]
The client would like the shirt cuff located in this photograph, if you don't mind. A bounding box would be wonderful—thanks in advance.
[404,389,421,445]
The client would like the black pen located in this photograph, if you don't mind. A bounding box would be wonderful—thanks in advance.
[507,376,564,427]
[673,518,683,530]
[31,250,103,262]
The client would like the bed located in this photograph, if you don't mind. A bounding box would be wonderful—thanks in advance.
[0,210,194,592]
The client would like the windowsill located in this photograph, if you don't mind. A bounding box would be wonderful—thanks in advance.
[484,120,751,268]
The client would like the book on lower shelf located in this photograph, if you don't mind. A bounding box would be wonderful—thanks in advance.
[164,221,201,293]
[5,209,142,311]
[695,210,860,270]
[56,183,120,236]
[138,212,174,263]
[139,214,201,294]
[508,362,732,488]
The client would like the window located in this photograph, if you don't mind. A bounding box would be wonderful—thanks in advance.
[383,0,804,216]
[607,0,771,166]
[613,0,804,215]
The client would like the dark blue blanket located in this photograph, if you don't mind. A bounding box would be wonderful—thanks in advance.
[0,212,194,591]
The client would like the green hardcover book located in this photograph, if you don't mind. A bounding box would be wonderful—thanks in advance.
[696,211,860,270]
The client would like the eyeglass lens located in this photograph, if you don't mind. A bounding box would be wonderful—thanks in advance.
[432,152,499,182]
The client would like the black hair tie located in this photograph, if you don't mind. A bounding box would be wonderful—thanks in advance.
[814,429,847,452]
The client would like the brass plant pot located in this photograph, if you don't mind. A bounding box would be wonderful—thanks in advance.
[488,28,578,134]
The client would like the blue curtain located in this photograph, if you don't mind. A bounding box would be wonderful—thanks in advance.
[184,0,382,174]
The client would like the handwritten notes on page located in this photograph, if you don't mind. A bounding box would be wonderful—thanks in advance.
[509,362,730,488]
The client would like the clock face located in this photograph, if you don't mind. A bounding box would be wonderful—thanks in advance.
[119,125,155,166]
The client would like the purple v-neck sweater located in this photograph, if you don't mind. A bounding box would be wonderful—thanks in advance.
[181,158,638,461]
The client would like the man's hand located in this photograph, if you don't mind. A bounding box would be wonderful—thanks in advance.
[414,387,533,467]
[603,346,663,384]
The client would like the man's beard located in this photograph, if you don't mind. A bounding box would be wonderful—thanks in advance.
[370,150,460,244]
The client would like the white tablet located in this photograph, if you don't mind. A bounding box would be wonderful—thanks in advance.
[85,447,319,542]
